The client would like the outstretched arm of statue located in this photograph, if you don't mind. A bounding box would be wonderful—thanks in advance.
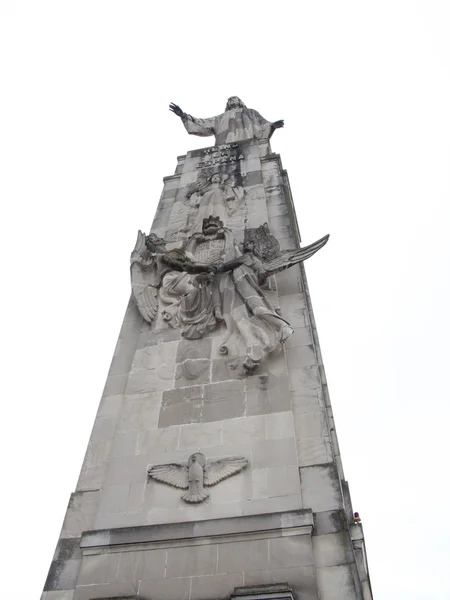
[169,102,184,117]
[270,120,284,136]
[169,102,216,138]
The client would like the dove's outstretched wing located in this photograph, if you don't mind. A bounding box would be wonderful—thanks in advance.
[204,456,248,487]
[130,230,161,324]
[147,463,189,489]
[261,234,330,279]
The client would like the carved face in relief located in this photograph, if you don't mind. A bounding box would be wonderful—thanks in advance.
[225,96,245,111]
[210,173,221,184]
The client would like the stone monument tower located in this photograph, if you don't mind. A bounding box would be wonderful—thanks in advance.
[42,98,373,600]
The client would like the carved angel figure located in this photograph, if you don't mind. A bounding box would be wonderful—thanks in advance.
[240,223,330,285]
[130,231,167,324]
[147,453,248,504]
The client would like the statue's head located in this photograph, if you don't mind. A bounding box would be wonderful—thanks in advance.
[226,96,245,111]
[210,173,222,183]
[202,215,224,236]
[145,232,166,251]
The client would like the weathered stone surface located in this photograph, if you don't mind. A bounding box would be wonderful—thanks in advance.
[203,380,245,421]
[159,386,203,427]
[246,374,291,416]
[166,544,218,577]
[300,463,343,512]
[269,535,314,568]
[218,539,270,573]
[175,359,211,387]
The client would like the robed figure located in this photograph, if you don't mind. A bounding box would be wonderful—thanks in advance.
[169,97,284,145]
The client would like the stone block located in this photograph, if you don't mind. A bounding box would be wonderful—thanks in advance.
[76,464,108,492]
[246,374,291,416]
[139,577,190,600]
[117,548,166,582]
[175,359,211,387]
[294,411,328,440]
[42,591,75,600]
[90,417,116,441]
[285,326,312,349]
[276,266,303,296]
[297,437,333,467]
[222,415,266,446]
[278,294,308,327]
[77,553,120,585]
[102,373,129,397]
[314,510,348,536]
[312,532,353,568]
[203,380,245,422]
[111,431,138,458]
[97,484,130,514]
[176,338,212,362]
[211,358,246,383]
[251,468,268,498]
[104,455,149,486]
[166,544,218,578]
[44,559,81,592]
[218,539,269,573]
[53,538,82,562]
[267,465,301,497]
[316,564,358,600]
[300,464,343,512]
[136,426,180,456]
[252,438,297,469]
[291,389,323,414]
[84,439,113,469]
[117,392,161,432]
[98,394,123,416]
[109,336,138,376]
[73,581,138,600]
[286,345,317,370]
[242,170,263,187]
[126,365,174,395]
[178,421,222,451]
[289,366,321,392]
[94,511,146,529]
[159,386,203,427]
[242,494,303,516]
[266,411,295,440]
[127,482,146,512]
[269,535,314,569]
[61,491,99,538]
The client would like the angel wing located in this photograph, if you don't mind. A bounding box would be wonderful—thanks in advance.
[147,463,189,489]
[203,456,248,487]
[130,230,161,324]
[261,234,330,279]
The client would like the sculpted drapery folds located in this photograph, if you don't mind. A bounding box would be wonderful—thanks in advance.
[130,217,329,373]
[169,97,284,145]
[185,172,244,235]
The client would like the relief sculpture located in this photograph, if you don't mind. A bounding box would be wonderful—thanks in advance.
[184,172,244,235]
[147,452,248,504]
[131,217,329,373]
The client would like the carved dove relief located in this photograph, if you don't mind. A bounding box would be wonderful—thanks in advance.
[147,452,248,504]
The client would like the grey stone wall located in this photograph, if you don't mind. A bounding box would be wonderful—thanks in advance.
[42,139,372,600]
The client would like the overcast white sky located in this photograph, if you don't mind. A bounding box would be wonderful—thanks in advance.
[1,1,449,598]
